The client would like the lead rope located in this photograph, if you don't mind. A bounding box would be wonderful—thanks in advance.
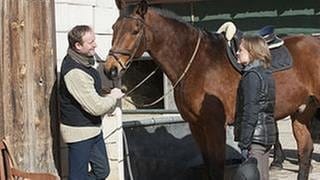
[123,31,202,108]
[123,130,134,180]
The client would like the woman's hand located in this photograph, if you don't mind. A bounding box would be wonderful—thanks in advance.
[241,149,249,160]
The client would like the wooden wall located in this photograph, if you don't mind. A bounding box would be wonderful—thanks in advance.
[0,0,58,175]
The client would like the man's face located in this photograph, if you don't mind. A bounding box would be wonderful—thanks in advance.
[76,30,97,56]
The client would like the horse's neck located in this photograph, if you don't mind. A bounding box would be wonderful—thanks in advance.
[145,11,199,83]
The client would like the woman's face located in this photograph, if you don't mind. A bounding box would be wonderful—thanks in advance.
[236,43,250,65]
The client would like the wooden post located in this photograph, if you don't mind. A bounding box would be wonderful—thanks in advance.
[0,0,58,175]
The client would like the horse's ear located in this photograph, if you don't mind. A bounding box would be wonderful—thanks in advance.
[115,0,126,9]
[135,0,148,17]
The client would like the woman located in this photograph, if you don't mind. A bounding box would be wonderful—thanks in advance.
[234,34,277,180]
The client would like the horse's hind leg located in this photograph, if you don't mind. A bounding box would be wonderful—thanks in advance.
[291,102,317,180]
[270,123,286,170]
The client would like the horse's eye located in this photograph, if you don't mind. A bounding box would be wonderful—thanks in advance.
[132,30,139,35]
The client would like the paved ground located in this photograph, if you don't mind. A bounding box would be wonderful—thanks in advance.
[268,117,320,180]
[180,116,320,180]
[224,117,320,180]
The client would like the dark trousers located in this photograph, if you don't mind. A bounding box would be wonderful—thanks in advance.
[68,132,110,180]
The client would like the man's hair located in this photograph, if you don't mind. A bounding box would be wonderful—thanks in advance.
[241,34,272,68]
[68,25,92,50]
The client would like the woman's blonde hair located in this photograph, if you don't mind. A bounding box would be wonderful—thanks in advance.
[241,35,272,68]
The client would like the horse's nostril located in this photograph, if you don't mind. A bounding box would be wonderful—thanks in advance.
[108,66,118,79]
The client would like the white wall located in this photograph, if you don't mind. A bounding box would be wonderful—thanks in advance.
[55,0,119,72]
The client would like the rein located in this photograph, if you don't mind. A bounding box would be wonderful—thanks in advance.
[124,31,202,108]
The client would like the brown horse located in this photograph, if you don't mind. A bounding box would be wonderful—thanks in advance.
[104,2,320,180]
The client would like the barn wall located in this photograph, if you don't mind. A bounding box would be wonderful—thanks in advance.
[0,0,58,174]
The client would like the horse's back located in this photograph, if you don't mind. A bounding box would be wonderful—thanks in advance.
[272,35,320,118]
[284,35,320,58]
[284,34,320,73]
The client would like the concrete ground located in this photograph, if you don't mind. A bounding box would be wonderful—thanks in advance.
[224,117,320,180]
[269,117,320,180]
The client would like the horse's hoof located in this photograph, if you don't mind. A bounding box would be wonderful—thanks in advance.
[269,162,283,171]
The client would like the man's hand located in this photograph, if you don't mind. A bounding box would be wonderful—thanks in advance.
[109,88,124,99]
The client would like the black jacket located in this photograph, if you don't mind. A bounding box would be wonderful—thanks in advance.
[234,60,277,150]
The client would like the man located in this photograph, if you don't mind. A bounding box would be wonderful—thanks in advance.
[59,25,124,180]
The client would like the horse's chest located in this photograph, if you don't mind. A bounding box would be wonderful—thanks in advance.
[174,87,204,114]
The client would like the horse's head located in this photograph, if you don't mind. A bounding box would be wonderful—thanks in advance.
[104,1,149,79]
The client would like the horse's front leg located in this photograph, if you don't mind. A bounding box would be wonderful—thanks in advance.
[189,121,225,180]
[205,122,226,180]
[291,104,316,180]
[270,122,285,170]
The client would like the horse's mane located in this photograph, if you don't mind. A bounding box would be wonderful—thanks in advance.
[121,5,222,42]
[121,5,195,29]
[150,7,222,42]
[151,8,186,24]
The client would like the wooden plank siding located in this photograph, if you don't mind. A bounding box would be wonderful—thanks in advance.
[0,0,58,175]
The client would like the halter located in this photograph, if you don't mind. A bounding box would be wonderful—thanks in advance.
[108,15,146,70]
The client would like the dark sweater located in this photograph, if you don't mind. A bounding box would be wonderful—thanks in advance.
[59,55,102,127]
